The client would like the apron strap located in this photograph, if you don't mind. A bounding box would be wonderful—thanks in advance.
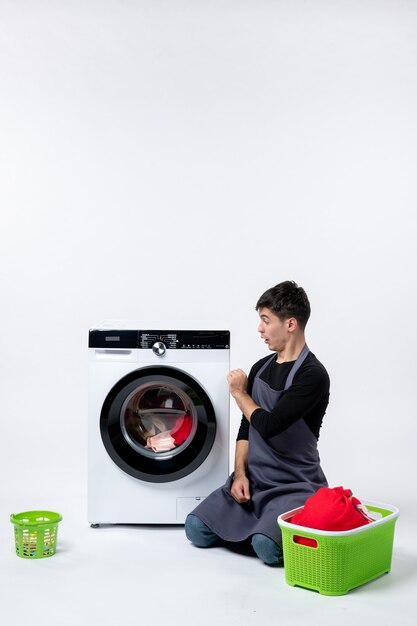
[284,344,310,390]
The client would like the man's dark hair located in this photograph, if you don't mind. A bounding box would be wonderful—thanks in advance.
[256,280,311,330]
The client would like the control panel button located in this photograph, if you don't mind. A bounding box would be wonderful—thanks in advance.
[152,341,166,356]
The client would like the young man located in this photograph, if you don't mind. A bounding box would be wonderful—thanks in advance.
[185,280,330,566]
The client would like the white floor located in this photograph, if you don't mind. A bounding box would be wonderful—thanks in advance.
[1,492,416,626]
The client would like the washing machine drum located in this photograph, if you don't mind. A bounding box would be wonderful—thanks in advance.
[100,366,217,483]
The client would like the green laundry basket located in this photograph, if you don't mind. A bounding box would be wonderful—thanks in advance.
[278,500,399,595]
[10,510,63,559]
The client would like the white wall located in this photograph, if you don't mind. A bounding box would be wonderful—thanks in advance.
[1,0,416,512]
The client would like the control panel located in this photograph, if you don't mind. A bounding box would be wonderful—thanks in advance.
[89,329,230,349]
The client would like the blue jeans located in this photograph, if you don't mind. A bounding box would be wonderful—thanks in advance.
[185,514,283,566]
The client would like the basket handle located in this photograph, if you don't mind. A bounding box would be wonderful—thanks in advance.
[293,534,318,548]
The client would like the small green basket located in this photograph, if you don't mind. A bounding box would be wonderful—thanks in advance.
[10,511,63,559]
[278,500,399,595]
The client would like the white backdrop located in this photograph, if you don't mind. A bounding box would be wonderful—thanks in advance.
[1,0,416,514]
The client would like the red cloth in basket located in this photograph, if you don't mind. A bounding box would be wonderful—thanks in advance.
[290,486,371,546]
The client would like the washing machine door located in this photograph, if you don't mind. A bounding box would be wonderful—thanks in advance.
[100,366,217,483]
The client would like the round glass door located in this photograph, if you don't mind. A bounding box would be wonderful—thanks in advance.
[100,366,216,482]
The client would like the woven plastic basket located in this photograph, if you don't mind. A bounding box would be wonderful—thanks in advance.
[10,510,63,559]
[278,500,399,595]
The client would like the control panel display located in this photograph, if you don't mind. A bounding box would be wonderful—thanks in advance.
[139,331,229,350]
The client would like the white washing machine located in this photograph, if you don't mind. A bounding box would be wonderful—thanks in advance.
[88,321,230,525]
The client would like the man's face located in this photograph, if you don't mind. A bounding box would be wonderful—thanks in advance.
[257,307,289,353]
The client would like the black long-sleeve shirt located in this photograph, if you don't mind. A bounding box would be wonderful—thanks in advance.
[237,351,330,441]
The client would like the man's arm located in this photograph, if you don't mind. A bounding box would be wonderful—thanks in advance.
[230,439,251,503]
[227,368,260,422]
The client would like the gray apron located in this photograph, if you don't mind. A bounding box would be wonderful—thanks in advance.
[191,345,328,543]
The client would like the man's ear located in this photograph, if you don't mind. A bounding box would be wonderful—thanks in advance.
[287,317,298,333]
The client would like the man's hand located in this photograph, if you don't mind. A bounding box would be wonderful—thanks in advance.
[230,473,251,504]
[227,369,248,398]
